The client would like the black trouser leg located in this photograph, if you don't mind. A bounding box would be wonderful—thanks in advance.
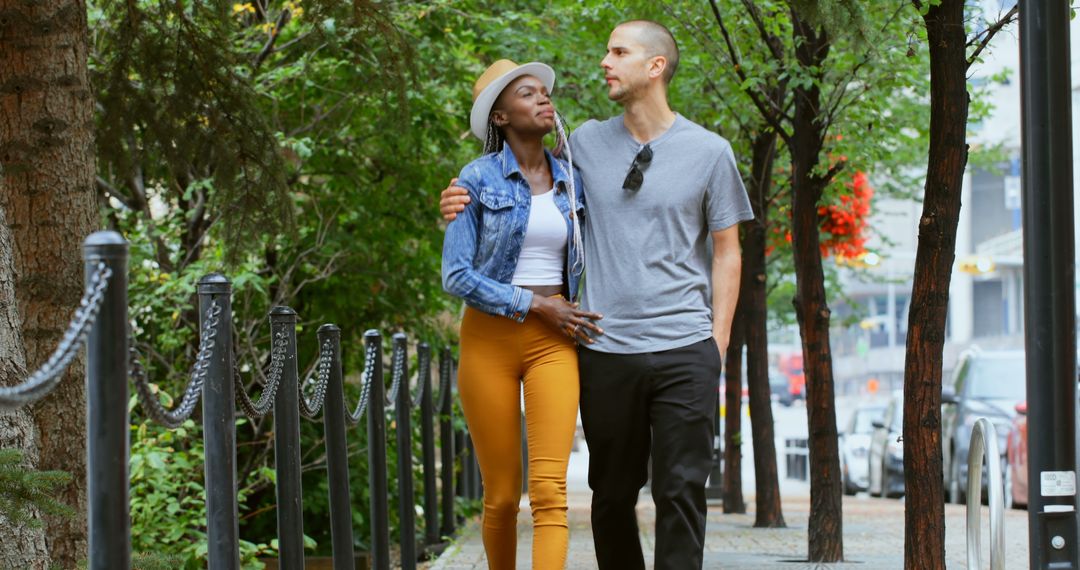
[648,338,722,570]
[578,348,650,570]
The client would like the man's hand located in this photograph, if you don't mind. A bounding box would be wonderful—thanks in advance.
[440,178,471,222]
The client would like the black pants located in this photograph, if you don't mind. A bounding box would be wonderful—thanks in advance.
[579,337,722,570]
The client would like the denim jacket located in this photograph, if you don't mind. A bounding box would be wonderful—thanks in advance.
[442,144,586,323]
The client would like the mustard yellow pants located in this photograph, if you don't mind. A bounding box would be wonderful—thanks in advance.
[457,306,580,570]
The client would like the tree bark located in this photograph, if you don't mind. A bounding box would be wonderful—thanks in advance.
[743,130,786,528]
[722,319,746,513]
[789,14,843,562]
[0,205,51,569]
[0,0,97,565]
[902,1,967,567]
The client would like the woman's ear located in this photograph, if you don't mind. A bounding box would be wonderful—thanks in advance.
[491,110,508,127]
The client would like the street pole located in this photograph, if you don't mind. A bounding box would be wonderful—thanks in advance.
[1019,1,1079,568]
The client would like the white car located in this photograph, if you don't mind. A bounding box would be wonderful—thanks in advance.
[840,403,885,495]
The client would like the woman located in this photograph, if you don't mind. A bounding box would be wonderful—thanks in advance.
[441,59,603,569]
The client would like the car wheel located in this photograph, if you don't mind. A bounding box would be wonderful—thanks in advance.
[948,451,966,505]
[843,472,857,496]
[881,463,892,498]
[883,462,903,499]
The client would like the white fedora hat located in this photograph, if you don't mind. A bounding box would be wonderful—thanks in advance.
[470,59,556,141]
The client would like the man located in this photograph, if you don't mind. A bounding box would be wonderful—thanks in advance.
[441,20,753,570]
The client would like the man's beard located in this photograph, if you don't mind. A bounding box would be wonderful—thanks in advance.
[607,77,641,103]
[608,85,629,102]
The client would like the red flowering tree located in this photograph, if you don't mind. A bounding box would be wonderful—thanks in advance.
[767,170,874,261]
[819,171,873,259]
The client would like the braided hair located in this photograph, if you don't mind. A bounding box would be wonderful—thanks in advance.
[553,112,584,275]
[482,118,505,154]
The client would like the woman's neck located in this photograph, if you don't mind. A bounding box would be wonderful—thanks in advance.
[504,133,548,174]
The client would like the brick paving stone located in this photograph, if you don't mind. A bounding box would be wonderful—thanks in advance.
[430,490,1029,569]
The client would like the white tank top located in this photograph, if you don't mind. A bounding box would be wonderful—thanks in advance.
[511,189,567,286]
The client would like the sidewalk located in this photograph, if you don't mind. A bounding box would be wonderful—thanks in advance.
[429,448,1029,569]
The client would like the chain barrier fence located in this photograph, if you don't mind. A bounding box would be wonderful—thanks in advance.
[0,231,481,570]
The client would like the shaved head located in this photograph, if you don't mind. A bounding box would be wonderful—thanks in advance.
[618,20,679,83]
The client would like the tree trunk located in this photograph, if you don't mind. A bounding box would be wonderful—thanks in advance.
[902,1,967,567]
[0,206,51,569]
[789,14,843,562]
[0,0,97,565]
[743,130,786,528]
[722,319,746,513]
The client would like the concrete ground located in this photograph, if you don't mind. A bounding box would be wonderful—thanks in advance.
[428,411,1029,569]
[428,490,1029,569]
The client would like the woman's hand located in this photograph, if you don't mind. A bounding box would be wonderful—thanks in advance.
[529,295,604,344]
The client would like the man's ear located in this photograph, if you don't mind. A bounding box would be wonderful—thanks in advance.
[648,56,668,81]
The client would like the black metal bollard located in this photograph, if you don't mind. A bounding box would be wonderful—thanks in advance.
[418,343,440,550]
[271,307,305,568]
[85,231,130,570]
[392,334,417,570]
[319,324,354,570]
[199,274,240,570]
[366,330,391,570]
[438,348,456,538]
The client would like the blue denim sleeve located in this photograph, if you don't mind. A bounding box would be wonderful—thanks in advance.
[441,164,534,322]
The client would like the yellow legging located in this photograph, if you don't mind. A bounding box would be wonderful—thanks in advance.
[457,306,580,570]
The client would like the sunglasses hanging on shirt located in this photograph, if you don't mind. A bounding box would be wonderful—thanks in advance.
[622,144,653,192]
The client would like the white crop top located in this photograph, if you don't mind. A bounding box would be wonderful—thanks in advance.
[511,189,567,286]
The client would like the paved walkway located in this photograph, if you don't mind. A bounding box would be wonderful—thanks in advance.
[429,449,1029,569]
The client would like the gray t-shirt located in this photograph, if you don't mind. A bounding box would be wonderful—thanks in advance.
[569,114,754,354]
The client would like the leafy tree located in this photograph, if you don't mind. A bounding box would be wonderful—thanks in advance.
[671,0,932,560]
[902,2,1019,567]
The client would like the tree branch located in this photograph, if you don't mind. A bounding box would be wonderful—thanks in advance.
[253,8,292,71]
[708,0,794,144]
[740,0,786,63]
[819,159,848,188]
[966,5,1018,67]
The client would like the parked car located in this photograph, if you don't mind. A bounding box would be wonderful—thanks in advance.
[840,403,886,495]
[770,368,796,407]
[941,349,1026,504]
[776,352,806,403]
[868,391,905,498]
[1005,401,1028,509]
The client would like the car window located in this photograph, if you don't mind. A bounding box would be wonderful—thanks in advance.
[853,407,885,434]
[967,356,1026,401]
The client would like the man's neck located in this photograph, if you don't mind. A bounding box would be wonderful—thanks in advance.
[621,89,677,144]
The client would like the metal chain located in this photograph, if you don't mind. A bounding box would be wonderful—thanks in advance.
[235,330,287,420]
[130,301,221,429]
[345,340,377,425]
[298,338,333,419]
[0,262,112,411]
[385,342,406,409]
